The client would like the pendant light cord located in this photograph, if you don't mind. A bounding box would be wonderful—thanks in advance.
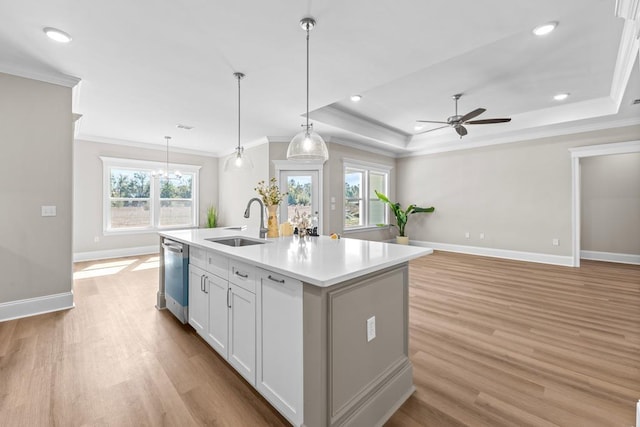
[165,136,170,172]
[305,24,310,131]
[237,74,241,151]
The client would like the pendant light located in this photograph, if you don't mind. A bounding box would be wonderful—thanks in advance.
[225,72,253,171]
[286,17,329,163]
[152,136,181,179]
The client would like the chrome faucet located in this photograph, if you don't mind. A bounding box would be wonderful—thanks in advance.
[244,198,268,238]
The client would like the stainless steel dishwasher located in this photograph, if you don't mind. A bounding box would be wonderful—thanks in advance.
[162,238,189,323]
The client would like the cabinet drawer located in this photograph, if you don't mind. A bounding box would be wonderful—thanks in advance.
[229,260,256,293]
[190,247,227,279]
[206,251,228,280]
[190,246,207,269]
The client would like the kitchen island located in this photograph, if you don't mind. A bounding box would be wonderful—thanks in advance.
[157,228,431,427]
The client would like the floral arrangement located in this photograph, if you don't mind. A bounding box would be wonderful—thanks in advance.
[255,177,287,206]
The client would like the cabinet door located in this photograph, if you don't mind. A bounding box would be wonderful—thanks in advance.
[206,274,229,358]
[256,269,303,426]
[188,264,208,336]
[228,283,256,386]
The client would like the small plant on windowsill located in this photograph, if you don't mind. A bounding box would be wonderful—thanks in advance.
[375,190,435,245]
[206,205,217,228]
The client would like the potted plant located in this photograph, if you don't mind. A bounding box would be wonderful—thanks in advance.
[375,190,434,245]
[255,178,287,238]
[206,205,217,228]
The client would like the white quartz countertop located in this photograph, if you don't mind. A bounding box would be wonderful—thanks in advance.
[159,228,432,287]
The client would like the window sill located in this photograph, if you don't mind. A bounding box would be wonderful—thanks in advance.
[104,225,198,236]
[343,225,389,235]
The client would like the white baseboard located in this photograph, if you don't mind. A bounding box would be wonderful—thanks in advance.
[0,291,74,322]
[74,245,159,262]
[580,250,640,265]
[410,240,574,267]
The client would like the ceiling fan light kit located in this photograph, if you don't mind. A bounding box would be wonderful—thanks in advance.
[416,93,511,138]
[286,17,329,163]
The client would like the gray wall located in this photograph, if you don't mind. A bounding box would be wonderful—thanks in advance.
[581,152,640,255]
[397,125,640,256]
[324,142,396,241]
[217,143,270,229]
[73,139,218,255]
[0,73,73,303]
[269,140,397,240]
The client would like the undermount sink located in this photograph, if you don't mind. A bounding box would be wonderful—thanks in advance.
[205,236,268,247]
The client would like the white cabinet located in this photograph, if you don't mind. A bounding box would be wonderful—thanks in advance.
[188,264,208,335]
[256,269,303,426]
[188,252,257,386]
[206,273,229,357]
[228,283,256,384]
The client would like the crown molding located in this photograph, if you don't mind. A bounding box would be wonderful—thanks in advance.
[405,116,640,157]
[76,135,218,157]
[308,105,410,150]
[0,62,80,88]
[611,0,640,108]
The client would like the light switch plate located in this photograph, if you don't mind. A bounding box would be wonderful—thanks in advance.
[367,316,376,342]
[41,205,56,217]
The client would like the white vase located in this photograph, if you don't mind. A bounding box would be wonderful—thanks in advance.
[396,236,409,245]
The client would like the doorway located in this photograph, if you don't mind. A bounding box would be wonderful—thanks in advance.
[569,140,640,266]
[273,161,324,235]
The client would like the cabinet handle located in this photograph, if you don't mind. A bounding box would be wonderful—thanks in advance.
[203,276,209,294]
[234,270,249,279]
[227,287,231,308]
[268,275,285,284]
[200,275,204,292]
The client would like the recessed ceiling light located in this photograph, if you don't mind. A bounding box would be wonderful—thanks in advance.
[350,95,362,102]
[414,124,424,131]
[43,27,72,43]
[554,93,569,101]
[532,21,558,36]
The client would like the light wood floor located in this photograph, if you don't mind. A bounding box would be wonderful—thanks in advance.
[0,252,638,426]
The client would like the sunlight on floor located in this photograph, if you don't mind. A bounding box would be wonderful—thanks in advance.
[133,256,159,271]
[73,259,137,280]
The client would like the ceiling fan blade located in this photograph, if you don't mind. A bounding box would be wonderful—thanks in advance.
[415,125,449,135]
[455,125,468,137]
[459,108,486,123]
[416,120,449,124]
[466,118,512,124]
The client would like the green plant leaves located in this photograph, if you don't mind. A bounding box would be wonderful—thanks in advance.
[374,190,434,237]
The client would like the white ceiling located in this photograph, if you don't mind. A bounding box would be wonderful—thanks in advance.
[1,0,638,157]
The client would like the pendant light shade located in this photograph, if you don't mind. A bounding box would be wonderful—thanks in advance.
[286,17,328,163]
[225,72,253,172]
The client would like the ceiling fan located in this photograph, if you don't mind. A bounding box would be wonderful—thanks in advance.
[416,94,511,138]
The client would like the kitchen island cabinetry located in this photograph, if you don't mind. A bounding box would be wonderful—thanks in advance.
[187,249,257,386]
[256,268,303,425]
[159,228,431,427]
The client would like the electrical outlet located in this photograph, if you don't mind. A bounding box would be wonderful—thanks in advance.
[552,238,559,246]
[367,316,376,342]
[465,232,470,239]
[94,236,100,243]
[479,232,485,239]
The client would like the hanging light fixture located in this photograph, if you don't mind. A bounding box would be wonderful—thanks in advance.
[152,136,181,179]
[225,72,253,171]
[286,17,329,163]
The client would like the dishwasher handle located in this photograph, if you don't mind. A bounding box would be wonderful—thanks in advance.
[162,241,183,253]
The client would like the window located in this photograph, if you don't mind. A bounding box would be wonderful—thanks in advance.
[344,160,390,231]
[102,157,200,233]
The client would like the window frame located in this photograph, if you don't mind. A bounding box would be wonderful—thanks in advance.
[101,156,201,234]
[343,159,391,232]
